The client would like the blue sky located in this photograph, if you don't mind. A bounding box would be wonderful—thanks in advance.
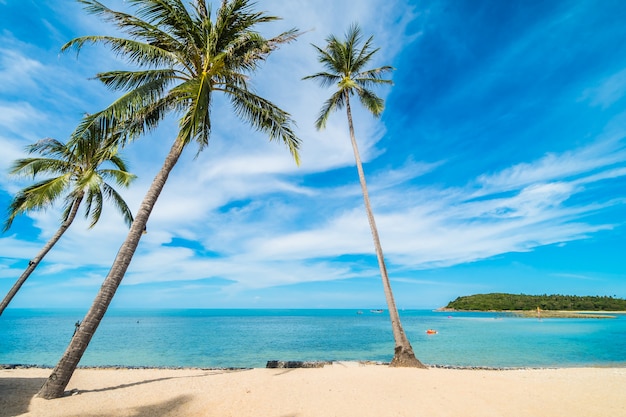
[0,0,625,310]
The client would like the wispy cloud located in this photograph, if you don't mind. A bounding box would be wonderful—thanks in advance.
[580,68,626,109]
[13,129,619,295]
[0,48,43,93]
[1,0,625,308]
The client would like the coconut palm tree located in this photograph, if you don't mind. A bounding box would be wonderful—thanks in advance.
[303,24,425,368]
[38,0,300,399]
[0,127,136,317]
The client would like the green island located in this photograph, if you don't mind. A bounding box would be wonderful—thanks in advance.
[442,293,626,318]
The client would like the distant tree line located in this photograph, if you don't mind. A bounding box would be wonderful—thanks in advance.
[445,293,626,311]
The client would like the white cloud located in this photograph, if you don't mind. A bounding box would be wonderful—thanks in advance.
[580,68,626,109]
[475,131,626,194]
[28,131,615,295]
[0,101,43,135]
[2,0,625,307]
[0,48,43,93]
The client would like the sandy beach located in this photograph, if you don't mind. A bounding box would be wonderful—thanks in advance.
[1,364,625,417]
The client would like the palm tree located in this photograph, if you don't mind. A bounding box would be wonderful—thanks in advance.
[38,0,300,399]
[303,24,425,368]
[0,127,136,317]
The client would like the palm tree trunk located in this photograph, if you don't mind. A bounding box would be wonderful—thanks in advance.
[0,195,83,317]
[37,139,186,399]
[345,96,426,368]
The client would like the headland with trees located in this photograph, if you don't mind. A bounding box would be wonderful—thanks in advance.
[442,293,626,318]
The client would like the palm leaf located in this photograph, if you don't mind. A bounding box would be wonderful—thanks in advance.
[84,187,104,228]
[96,69,178,92]
[356,88,385,117]
[9,175,72,215]
[315,90,345,130]
[304,23,393,129]
[227,84,300,162]
[101,182,134,227]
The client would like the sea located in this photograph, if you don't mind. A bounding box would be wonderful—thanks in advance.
[1,309,625,369]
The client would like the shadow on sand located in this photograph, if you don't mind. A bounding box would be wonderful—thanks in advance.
[79,368,250,394]
[2,369,252,416]
[62,395,195,417]
[0,376,46,417]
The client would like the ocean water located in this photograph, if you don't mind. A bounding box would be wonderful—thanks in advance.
[1,309,625,369]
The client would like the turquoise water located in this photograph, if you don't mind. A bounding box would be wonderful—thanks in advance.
[1,309,625,368]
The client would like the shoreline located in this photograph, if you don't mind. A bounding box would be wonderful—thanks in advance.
[4,359,626,371]
[2,364,625,417]
[437,308,624,318]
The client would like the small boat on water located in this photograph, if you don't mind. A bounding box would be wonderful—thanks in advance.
[426,329,438,335]
[370,309,384,313]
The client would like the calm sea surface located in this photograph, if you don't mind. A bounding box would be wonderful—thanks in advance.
[1,309,625,368]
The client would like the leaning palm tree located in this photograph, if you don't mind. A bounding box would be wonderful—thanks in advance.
[304,24,425,368]
[0,127,136,317]
[38,0,300,399]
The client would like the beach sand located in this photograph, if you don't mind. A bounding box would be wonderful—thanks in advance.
[2,364,625,417]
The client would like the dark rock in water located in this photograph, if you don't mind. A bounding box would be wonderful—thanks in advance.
[266,360,330,368]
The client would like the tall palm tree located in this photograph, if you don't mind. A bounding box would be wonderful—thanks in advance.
[304,24,425,368]
[38,0,300,399]
[0,127,136,317]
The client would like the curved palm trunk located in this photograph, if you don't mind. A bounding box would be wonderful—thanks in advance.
[38,139,185,399]
[345,96,425,368]
[0,195,83,317]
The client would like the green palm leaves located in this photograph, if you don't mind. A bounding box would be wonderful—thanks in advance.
[5,126,135,232]
[303,23,393,129]
[37,0,302,398]
[64,0,301,162]
[0,123,136,317]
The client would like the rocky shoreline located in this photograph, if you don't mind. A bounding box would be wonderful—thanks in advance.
[2,360,560,371]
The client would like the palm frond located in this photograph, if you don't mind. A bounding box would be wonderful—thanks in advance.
[8,175,72,215]
[101,182,134,227]
[170,74,212,149]
[10,157,72,179]
[3,193,29,232]
[228,28,300,72]
[105,153,132,175]
[315,39,344,75]
[71,78,172,146]
[98,169,137,188]
[214,0,277,51]
[60,195,82,224]
[25,138,69,158]
[96,69,178,92]
[84,186,104,228]
[132,0,197,44]
[351,34,377,73]
[357,65,395,81]
[227,84,300,163]
[66,0,302,169]
[120,93,181,139]
[357,88,385,117]
[315,90,345,130]
[305,23,393,129]
[4,112,136,232]
[64,35,179,68]
[74,0,188,57]
[302,71,342,89]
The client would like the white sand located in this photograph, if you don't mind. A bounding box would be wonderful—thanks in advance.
[2,364,625,417]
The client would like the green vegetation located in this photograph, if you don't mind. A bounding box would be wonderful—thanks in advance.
[445,293,626,311]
